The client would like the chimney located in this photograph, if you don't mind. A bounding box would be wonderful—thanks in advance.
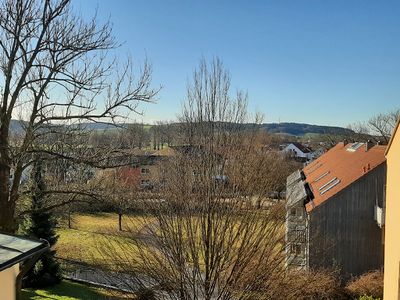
[365,140,374,151]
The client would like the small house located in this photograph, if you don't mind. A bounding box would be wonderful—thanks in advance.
[282,142,314,162]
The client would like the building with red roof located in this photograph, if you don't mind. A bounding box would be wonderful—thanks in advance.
[286,141,386,279]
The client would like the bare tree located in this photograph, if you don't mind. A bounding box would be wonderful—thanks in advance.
[114,121,151,150]
[0,0,158,233]
[97,58,299,299]
[150,123,161,150]
[367,109,400,143]
[126,122,150,149]
[155,121,175,149]
[342,109,400,146]
[93,168,139,231]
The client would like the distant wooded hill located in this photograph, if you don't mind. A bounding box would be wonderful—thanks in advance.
[9,119,118,134]
[261,122,353,136]
[10,119,353,137]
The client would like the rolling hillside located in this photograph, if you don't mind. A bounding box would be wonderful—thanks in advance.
[261,122,353,136]
[9,119,353,137]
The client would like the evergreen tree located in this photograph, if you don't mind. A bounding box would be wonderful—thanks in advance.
[23,156,62,287]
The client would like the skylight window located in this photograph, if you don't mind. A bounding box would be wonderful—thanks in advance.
[320,179,341,195]
[307,160,319,168]
[307,163,323,175]
[318,177,337,191]
[313,171,330,183]
[347,142,364,152]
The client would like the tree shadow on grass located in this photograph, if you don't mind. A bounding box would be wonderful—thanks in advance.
[21,280,127,300]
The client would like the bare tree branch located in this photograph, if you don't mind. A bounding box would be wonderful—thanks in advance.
[0,0,158,232]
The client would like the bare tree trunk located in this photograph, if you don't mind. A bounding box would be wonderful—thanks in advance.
[0,165,14,233]
[68,209,72,229]
[0,125,14,233]
[118,213,123,231]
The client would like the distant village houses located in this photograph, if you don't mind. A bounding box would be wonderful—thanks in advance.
[281,142,315,162]
[110,145,227,190]
[286,141,386,280]
[113,149,169,190]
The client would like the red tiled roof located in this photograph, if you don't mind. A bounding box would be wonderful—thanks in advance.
[303,142,386,212]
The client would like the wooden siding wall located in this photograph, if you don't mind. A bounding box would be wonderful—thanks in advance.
[309,163,386,279]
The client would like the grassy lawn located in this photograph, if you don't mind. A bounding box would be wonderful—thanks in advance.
[59,213,149,234]
[55,211,284,272]
[30,215,149,299]
[21,280,130,300]
[56,213,152,266]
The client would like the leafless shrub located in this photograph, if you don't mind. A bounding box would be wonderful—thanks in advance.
[345,270,383,299]
[218,266,343,300]
[95,58,309,299]
[280,269,345,300]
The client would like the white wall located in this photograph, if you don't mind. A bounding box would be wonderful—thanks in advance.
[282,144,309,159]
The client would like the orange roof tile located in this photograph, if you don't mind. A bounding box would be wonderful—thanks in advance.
[304,142,386,212]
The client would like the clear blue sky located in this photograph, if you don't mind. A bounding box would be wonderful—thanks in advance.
[76,0,400,127]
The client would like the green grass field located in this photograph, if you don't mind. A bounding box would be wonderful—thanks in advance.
[23,214,144,300]
[56,213,151,266]
[59,213,148,234]
[21,280,129,300]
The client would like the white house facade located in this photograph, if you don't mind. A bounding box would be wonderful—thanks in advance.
[282,142,314,161]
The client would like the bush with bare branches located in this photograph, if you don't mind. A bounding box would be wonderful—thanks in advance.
[282,269,345,300]
[94,58,295,299]
[345,270,383,299]
[94,58,348,300]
